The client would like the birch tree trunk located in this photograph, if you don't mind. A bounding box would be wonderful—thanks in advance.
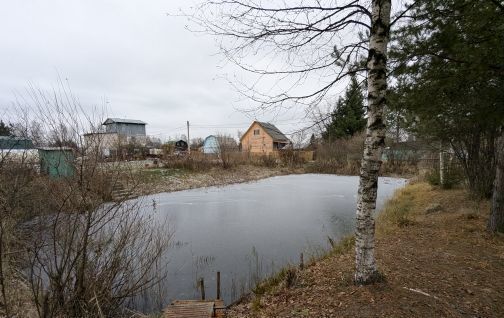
[355,0,391,284]
[488,126,504,233]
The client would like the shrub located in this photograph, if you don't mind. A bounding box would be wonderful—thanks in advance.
[257,155,277,168]
[278,149,306,167]
[425,164,464,189]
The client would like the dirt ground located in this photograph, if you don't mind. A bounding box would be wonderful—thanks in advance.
[228,182,504,318]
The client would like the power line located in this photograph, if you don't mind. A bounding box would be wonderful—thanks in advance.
[189,118,309,129]
[147,118,318,140]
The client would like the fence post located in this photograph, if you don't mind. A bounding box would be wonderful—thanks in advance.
[299,252,304,270]
[199,278,205,300]
[216,271,221,300]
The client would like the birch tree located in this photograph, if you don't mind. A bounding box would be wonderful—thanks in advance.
[354,0,391,283]
[190,0,398,283]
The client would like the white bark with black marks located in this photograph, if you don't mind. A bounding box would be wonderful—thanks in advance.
[355,0,391,284]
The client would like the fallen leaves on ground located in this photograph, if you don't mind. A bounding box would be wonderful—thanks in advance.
[228,183,504,318]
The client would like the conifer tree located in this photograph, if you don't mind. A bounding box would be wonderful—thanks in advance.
[323,75,366,140]
[0,121,12,136]
[390,0,504,198]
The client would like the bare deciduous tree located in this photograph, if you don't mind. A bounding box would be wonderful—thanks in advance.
[190,0,395,284]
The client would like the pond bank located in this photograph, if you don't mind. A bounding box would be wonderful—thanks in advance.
[133,163,414,197]
[134,165,302,196]
[228,182,504,317]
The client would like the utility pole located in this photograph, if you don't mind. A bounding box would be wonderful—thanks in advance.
[187,120,191,155]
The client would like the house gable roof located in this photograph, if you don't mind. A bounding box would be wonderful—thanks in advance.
[257,122,289,142]
[103,118,147,125]
[241,121,289,142]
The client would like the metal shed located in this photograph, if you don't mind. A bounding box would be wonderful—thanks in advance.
[202,135,220,154]
[202,135,238,154]
[103,118,147,136]
[37,147,75,178]
[175,140,188,152]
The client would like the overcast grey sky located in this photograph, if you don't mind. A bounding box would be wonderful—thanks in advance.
[0,0,316,140]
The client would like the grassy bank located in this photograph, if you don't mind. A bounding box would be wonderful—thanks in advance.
[228,182,504,317]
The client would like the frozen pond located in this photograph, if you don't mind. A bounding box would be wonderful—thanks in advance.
[133,174,407,312]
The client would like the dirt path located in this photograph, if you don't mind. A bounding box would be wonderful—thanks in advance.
[228,183,504,317]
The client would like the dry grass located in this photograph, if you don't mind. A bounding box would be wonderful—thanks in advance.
[243,236,356,314]
[376,183,422,233]
[0,276,37,318]
[228,182,504,318]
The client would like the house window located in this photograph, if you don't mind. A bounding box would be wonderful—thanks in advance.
[274,142,287,149]
[253,129,260,135]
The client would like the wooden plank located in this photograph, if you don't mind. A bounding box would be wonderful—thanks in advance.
[164,300,225,318]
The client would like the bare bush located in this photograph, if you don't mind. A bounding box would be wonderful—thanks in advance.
[308,133,419,176]
[215,134,239,169]
[307,133,365,175]
[27,199,170,317]
[278,150,306,168]
[0,83,171,317]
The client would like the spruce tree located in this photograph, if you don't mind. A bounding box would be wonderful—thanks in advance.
[390,0,504,198]
[0,121,12,136]
[323,75,366,140]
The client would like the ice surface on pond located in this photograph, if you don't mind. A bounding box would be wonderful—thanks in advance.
[131,174,407,312]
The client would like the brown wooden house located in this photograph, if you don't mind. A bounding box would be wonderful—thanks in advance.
[240,121,290,155]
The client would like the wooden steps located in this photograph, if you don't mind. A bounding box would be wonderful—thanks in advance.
[111,182,133,201]
[164,300,226,318]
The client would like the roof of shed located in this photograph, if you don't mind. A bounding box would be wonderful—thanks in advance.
[37,147,74,151]
[103,118,147,125]
[205,135,237,142]
[83,132,118,136]
[0,136,34,150]
[0,136,31,141]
